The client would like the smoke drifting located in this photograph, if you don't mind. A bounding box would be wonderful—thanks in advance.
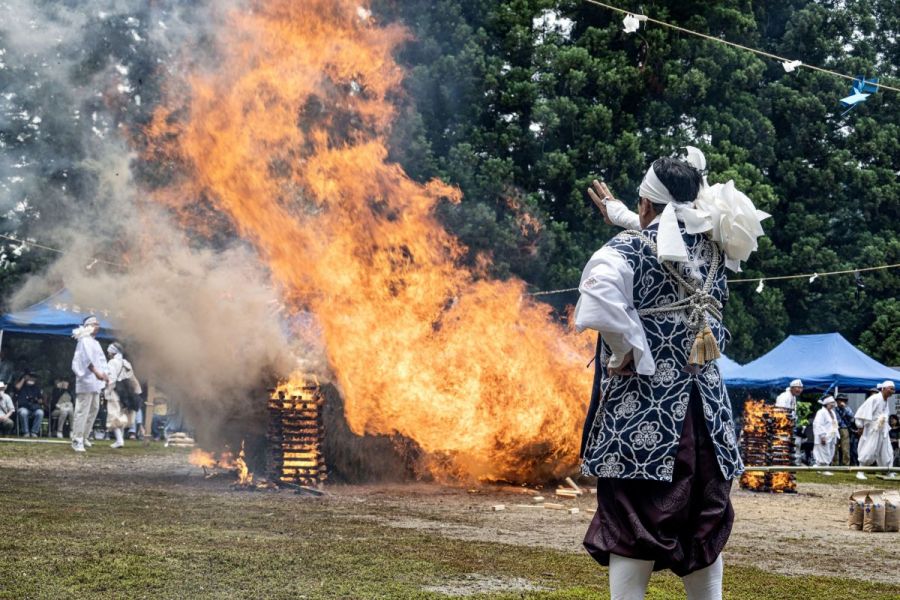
[1,1,305,442]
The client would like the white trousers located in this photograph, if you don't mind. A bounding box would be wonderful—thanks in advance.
[105,391,129,429]
[72,392,100,443]
[813,439,836,466]
[608,553,724,600]
[858,432,893,467]
[52,405,74,435]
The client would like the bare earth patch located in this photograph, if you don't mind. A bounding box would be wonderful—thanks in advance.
[423,574,549,596]
[326,481,900,586]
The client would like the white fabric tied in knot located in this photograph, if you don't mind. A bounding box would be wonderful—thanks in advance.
[638,146,770,271]
[639,163,711,263]
[657,201,712,263]
[72,325,94,339]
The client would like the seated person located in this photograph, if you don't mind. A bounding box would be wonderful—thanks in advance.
[0,381,15,434]
[151,391,169,441]
[15,370,45,438]
[50,379,74,439]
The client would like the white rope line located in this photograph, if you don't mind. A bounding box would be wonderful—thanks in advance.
[0,233,125,268]
[582,0,900,94]
[527,262,900,296]
[3,233,897,296]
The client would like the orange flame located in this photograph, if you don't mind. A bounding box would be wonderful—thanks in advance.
[770,471,795,493]
[235,441,253,486]
[147,0,593,483]
[189,448,236,471]
[188,448,217,469]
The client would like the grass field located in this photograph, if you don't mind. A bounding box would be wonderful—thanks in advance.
[1,441,898,599]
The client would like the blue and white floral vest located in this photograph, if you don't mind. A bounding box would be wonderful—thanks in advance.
[580,223,744,482]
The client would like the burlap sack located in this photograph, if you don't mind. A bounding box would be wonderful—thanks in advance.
[883,491,900,533]
[863,494,886,533]
[849,490,869,530]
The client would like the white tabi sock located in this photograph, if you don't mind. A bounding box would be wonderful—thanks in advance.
[682,554,724,600]
[608,553,654,600]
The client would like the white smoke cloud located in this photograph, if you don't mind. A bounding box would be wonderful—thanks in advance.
[1,0,315,442]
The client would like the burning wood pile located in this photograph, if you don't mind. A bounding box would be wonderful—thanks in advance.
[268,378,327,488]
[739,399,796,493]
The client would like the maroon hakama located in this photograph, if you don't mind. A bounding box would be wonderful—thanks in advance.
[583,385,734,577]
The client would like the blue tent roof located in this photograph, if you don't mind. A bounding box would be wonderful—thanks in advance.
[724,333,900,392]
[717,354,742,380]
[0,290,116,339]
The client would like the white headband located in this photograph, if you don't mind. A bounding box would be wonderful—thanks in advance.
[72,316,100,340]
[638,161,713,263]
[638,147,770,271]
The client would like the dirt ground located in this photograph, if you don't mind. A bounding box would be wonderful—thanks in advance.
[3,440,899,587]
[332,481,900,586]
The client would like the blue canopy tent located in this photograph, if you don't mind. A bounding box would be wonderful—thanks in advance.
[0,290,116,346]
[717,354,742,380]
[724,333,900,393]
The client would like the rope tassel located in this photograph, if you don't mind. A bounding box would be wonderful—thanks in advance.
[688,325,721,366]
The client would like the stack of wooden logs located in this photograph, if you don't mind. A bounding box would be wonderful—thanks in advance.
[739,399,796,493]
[268,380,327,488]
[166,432,195,448]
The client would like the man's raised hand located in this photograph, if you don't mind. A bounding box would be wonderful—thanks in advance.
[587,180,616,226]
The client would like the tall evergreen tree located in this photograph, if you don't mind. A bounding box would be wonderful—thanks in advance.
[379,0,900,363]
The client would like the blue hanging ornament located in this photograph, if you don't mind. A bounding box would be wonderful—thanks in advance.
[840,76,879,115]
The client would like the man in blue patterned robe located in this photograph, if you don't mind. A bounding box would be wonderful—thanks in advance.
[575,156,750,600]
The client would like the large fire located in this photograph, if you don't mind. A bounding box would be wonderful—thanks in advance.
[146,1,594,482]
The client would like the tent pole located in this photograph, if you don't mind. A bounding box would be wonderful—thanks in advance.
[143,381,155,446]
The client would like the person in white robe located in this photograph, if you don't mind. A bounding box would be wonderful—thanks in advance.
[70,316,109,452]
[855,380,896,478]
[774,379,803,420]
[105,343,141,449]
[812,396,838,473]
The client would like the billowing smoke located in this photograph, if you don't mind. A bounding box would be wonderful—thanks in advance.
[1,1,313,442]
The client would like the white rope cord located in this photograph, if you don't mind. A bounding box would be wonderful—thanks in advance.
[3,231,897,295]
[620,230,723,329]
[582,0,900,94]
[527,262,900,296]
[0,233,125,268]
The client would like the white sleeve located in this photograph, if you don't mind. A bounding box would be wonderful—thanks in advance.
[606,201,641,230]
[71,340,89,378]
[854,397,875,424]
[89,342,108,374]
[574,246,655,375]
[774,392,789,409]
[812,410,828,438]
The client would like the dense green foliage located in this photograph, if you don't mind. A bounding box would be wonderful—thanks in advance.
[1,1,898,366]
[377,0,900,364]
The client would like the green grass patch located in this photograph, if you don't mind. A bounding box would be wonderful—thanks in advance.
[795,470,900,488]
[1,443,898,599]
